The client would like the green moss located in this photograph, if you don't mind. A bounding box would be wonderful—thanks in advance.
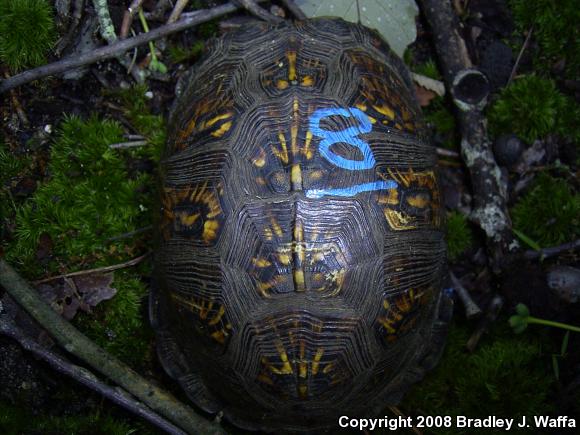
[2,115,157,367]
[511,173,580,248]
[446,211,473,261]
[4,116,152,277]
[414,60,442,80]
[197,20,219,39]
[0,0,56,71]
[424,96,458,150]
[74,271,152,368]
[509,0,580,79]
[403,323,555,434]
[168,41,205,64]
[112,84,166,157]
[488,75,580,143]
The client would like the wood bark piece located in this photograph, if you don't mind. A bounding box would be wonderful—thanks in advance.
[280,0,307,20]
[419,0,514,268]
[0,0,269,94]
[0,258,227,435]
[235,0,284,23]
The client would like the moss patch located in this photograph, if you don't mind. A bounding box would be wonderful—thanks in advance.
[488,75,580,144]
[446,211,473,261]
[511,173,580,248]
[403,322,555,434]
[510,0,580,80]
[4,116,152,277]
[0,0,56,71]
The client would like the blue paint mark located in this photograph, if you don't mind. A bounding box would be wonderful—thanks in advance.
[309,107,374,170]
[305,180,398,199]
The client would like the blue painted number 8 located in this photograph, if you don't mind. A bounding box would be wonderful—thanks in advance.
[305,107,398,199]
[309,107,374,170]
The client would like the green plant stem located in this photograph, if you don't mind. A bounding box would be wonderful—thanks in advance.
[138,9,158,63]
[0,258,227,435]
[528,317,580,333]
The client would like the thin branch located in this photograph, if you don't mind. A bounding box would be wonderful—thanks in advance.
[167,0,190,24]
[280,0,307,20]
[436,147,460,158]
[0,0,269,94]
[450,271,482,318]
[507,26,533,86]
[109,139,149,149]
[32,252,150,285]
[0,258,227,435]
[524,238,580,260]
[235,0,284,23]
[0,315,187,435]
[418,0,514,270]
[106,225,153,242]
[120,0,145,39]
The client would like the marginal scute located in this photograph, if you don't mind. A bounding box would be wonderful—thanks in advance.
[154,17,449,432]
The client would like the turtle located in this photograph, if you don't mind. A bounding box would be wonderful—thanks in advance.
[151,17,452,432]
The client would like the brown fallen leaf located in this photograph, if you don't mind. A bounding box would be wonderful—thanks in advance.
[415,84,438,107]
[36,272,117,320]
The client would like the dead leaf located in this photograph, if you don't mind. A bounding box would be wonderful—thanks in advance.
[295,0,419,57]
[36,273,117,320]
[415,85,437,107]
[74,273,117,308]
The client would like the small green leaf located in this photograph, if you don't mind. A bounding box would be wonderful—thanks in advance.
[560,331,570,356]
[552,354,560,380]
[149,59,168,74]
[513,228,542,251]
[515,303,530,317]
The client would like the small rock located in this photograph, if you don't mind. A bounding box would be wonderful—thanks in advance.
[493,134,523,167]
[547,266,580,303]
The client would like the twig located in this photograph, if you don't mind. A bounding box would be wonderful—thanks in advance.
[279,0,307,20]
[92,0,145,82]
[0,258,227,435]
[32,252,150,285]
[106,225,153,242]
[109,139,149,149]
[0,0,269,94]
[55,0,86,55]
[418,0,514,270]
[0,315,187,435]
[466,295,503,352]
[235,0,284,23]
[450,271,482,318]
[436,147,460,158]
[120,0,145,39]
[167,0,190,24]
[507,26,533,86]
[4,77,30,126]
[524,238,580,260]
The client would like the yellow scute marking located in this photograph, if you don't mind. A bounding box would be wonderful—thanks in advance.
[372,104,395,120]
[178,212,200,226]
[407,194,429,208]
[202,219,220,242]
[252,258,272,268]
[211,121,232,137]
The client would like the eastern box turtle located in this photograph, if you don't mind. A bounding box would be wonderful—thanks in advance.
[152,17,452,432]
